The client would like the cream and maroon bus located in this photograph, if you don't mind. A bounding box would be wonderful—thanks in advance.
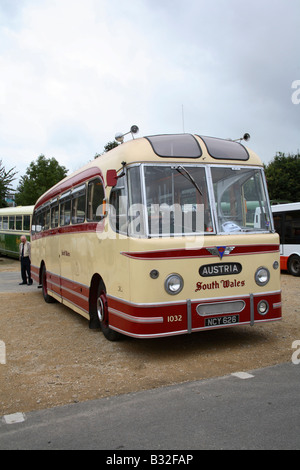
[31,130,282,340]
[0,205,33,258]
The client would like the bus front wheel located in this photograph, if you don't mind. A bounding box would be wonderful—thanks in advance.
[96,283,121,341]
[288,255,300,276]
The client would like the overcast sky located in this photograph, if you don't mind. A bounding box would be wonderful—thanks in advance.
[0,0,299,186]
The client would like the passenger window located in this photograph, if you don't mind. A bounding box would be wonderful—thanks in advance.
[44,205,50,231]
[3,216,8,230]
[87,178,105,222]
[51,200,59,228]
[9,216,15,230]
[23,215,31,231]
[16,216,22,231]
[60,192,72,226]
[72,185,86,224]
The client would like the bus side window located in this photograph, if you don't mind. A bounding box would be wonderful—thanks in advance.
[3,216,8,230]
[9,216,15,230]
[87,178,105,222]
[273,213,284,240]
[285,211,300,244]
[23,215,31,231]
[16,215,22,231]
[0,216,2,230]
[60,192,71,226]
[38,210,44,232]
[51,200,59,228]
[72,185,86,224]
[44,205,50,231]
[31,212,37,234]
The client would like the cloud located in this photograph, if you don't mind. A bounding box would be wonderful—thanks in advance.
[0,0,299,187]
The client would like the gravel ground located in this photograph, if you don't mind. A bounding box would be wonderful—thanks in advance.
[0,257,299,415]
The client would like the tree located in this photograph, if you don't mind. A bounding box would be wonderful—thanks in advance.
[0,160,17,208]
[264,152,300,203]
[94,141,119,158]
[15,155,68,206]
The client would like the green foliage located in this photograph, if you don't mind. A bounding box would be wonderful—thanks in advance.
[15,155,68,206]
[264,152,300,203]
[94,141,119,158]
[0,160,17,208]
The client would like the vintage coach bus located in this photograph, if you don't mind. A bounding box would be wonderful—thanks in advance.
[0,205,33,258]
[31,130,282,340]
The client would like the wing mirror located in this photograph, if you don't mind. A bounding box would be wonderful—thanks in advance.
[106,169,118,187]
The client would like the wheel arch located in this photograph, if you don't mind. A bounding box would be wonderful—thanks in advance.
[39,260,45,285]
[89,273,103,328]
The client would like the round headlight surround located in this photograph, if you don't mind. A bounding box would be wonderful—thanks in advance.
[255,267,270,286]
[257,300,269,316]
[164,273,184,295]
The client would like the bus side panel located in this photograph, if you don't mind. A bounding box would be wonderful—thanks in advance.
[280,256,288,271]
[0,232,22,258]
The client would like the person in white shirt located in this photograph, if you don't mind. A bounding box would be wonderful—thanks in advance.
[19,235,33,285]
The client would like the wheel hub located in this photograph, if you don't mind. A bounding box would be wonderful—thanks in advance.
[96,295,106,323]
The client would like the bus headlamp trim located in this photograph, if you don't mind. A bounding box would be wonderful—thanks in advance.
[164,274,184,295]
[257,300,269,315]
[255,267,270,286]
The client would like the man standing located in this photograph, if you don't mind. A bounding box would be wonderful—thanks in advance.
[19,235,33,285]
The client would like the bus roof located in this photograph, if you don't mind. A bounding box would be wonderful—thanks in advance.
[271,202,300,212]
[0,205,34,216]
[35,133,263,209]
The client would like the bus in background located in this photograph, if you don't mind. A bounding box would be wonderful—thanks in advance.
[31,128,282,341]
[272,202,300,276]
[0,206,34,258]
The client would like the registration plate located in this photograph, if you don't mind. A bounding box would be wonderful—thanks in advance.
[205,314,239,327]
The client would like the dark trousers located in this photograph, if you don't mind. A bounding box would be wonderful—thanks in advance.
[21,256,32,284]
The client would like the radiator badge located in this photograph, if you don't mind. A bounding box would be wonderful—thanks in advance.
[206,246,235,259]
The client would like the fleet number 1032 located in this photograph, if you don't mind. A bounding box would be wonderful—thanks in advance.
[167,315,182,322]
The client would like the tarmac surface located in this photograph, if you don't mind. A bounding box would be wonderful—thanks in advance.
[0,362,300,450]
[1,267,300,451]
[0,271,35,293]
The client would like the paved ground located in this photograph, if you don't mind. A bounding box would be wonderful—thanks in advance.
[0,362,300,450]
[0,271,35,293]
[1,259,300,450]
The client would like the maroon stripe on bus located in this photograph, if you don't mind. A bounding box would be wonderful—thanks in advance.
[121,244,279,260]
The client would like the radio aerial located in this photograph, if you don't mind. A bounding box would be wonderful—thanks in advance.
[115,125,139,144]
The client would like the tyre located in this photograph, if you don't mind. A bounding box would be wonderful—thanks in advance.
[41,265,56,303]
[96,281,121,341]
[287,254,300,276]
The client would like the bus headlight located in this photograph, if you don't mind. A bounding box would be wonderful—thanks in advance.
[164,274,184,295]
[255,267,270,286]
[257,300,269,315]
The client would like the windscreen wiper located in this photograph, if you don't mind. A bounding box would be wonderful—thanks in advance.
[172,165,203,196]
